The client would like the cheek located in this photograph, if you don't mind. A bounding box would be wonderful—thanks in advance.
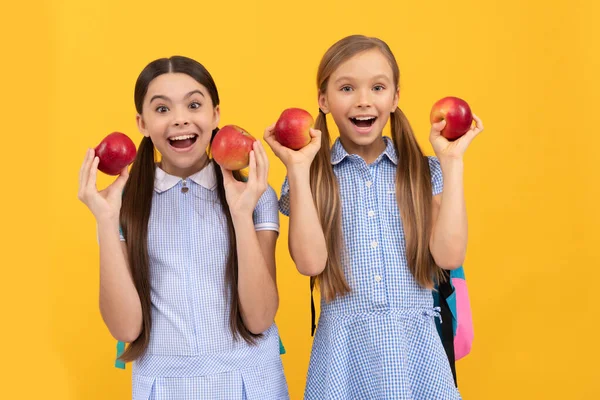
[329,95,352,115]
[197,110,218,126]
[146,115,167,129]
[375,96,395,113]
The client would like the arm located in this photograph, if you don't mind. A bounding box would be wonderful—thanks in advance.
[429,115,484,270]
[429,160,467,269]
[79,149,142,342]
[286,166,328,276]
[263,125,327,276]
[97,222,143,342]
[234,221,279,334]
[221,141,281,334]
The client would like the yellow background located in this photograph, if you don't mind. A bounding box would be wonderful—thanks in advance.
[1,0,598,398]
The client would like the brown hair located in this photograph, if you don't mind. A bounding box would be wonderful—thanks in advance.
[118,56,258,362]
[312,35,443,301]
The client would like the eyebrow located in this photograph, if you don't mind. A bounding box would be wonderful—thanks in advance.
[149,90,205,104]
[334,74,392,84]
[371,74,392,82]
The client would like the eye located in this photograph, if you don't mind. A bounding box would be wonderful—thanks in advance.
[189,102,201,109]
[340,86,353,92]
[373,85,385,92]
[156,106,169,113]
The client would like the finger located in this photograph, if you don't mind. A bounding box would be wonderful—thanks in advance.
[86,156,100,193]
[79,149,93,190]
[263,123,276,140]
[472,114,484,132]
[220,165,234,185]
[263,131,286,156]
[247,150,257,183]
[459,124,481,145]
[261,141,270,171]
[429,124,445,144]
[114,165,130,191]
[78,149,88,186]
[255,141,268,185]
[309,128,322,146]
[431,120,446,133]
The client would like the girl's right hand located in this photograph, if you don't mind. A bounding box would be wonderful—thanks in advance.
[78,149,130,222]
[263,123,321,170]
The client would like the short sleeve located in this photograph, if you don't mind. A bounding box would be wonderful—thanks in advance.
[278,176,290,217]
[253,185,280,233]
[428,156,444,196]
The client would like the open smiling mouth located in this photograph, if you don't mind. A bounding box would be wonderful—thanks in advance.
[168,134,198,149]
[350,116,377,128]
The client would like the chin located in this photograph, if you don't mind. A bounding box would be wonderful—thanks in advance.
[344,129,384,147]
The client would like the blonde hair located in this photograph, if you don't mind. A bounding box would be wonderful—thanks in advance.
[311,35,443,302]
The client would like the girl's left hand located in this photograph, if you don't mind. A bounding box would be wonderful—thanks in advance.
[429,114,484,160]
[221,140,269,217]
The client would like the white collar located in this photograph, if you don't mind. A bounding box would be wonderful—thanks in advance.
[154,161,217,193]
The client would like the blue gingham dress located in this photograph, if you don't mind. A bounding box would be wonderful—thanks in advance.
[280,137,461,399]
[124,162,289,399]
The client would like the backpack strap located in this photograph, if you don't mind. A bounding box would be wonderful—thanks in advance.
[310,276,317,336]
[438,271,457,387]
[115,341,126,369]
[279,336,286,355]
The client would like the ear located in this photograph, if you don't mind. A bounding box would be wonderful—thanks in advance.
[136,114,150,138]
[213,105,220,129]
[391,88,400,112]
[318,92,330,114]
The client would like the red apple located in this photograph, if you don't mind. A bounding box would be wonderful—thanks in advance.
[94,132,137,175]
[430,97,473,141]
[274,108,314,150]
[211,125,257,170]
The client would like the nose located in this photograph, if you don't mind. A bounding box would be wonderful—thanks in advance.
[356,88,372,108]
[172,107,190,127]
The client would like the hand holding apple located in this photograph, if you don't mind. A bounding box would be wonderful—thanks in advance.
[429,112,484,161]
[78,148,130,222]
[221,141,269,218]
[264,122,322,171]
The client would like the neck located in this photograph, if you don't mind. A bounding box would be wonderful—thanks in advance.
[339,135,387,164]
[159,153,210,178]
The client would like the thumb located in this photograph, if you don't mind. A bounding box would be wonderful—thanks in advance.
[263,123,276,139]
[431,119,446,133]
[114,166,130,190]
[309,128,321,143]
[220,165,234,184]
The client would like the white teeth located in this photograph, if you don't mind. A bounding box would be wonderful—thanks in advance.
[170,134,196,141]
[353,116,376,121]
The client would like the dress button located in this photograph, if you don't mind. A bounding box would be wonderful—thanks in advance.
[375,275,382,282]
[371,241,378,249]
[368,211,375,217]
[366,181,373,188]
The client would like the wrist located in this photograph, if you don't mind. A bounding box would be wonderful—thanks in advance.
[96,213,120,228]
[287,165,311,183]
[439,157,464,172]
[230,212,254,228]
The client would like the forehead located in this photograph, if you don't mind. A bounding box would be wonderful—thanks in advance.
[146,73,208,99]
[330,49,394,83]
